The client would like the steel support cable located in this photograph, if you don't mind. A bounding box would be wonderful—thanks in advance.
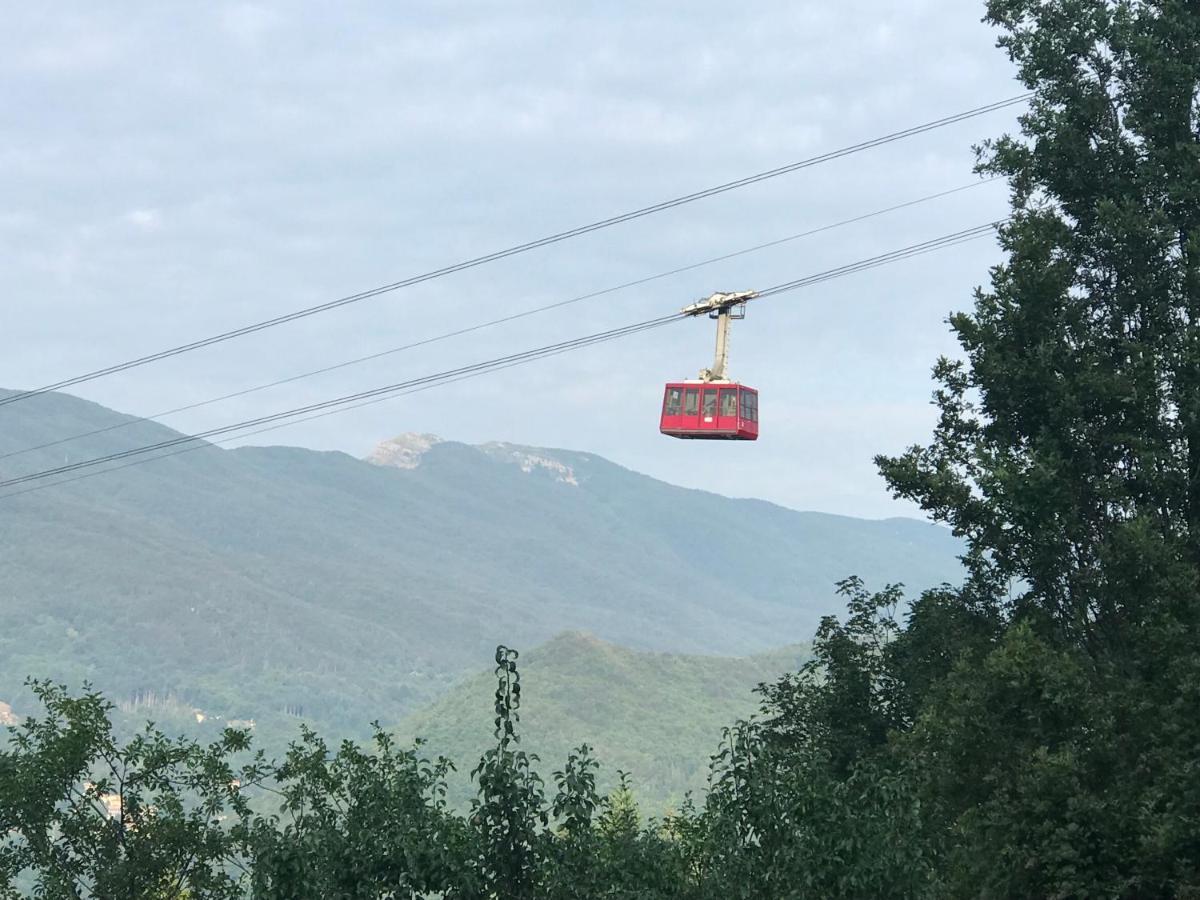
[752,220,1007,300]
[0,177,1001,464]
[0,338,660,501]
[0,219,1008,498]
[0,95,1030,409]
[0,316,685,490]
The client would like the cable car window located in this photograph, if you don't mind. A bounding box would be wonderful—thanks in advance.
[702,389,718,417]
[664,387,682,416]
[739,390,750,420]
[745,391,758,422]
[720,389,737,417]
[684,388,699,416]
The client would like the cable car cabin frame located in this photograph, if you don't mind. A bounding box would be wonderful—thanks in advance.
[660,382,759,440]
[659,290,760,441]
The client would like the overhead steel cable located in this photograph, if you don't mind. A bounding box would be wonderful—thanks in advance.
[0,220,1006,497]
[0,177,1000,464]
[752,220,1007,299]
[0,95,1030,409]
[0,340,655,502]
[0,315,686,490]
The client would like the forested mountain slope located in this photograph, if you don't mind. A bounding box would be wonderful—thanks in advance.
[396,632,808,812]
[0,388,960,736]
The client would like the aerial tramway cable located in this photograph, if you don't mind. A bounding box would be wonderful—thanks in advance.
[0,95,1029,409]
[0,220,1006,498]
[0,177,999,464]
[0,316,686,491]
[0,333,675,502]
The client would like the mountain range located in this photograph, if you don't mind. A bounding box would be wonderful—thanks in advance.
[0,387,962,754]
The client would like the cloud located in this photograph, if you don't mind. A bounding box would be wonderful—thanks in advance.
[219,4,284,46]
[0,0,1017,518]
[122,208,163,231]
[11,25,125,75]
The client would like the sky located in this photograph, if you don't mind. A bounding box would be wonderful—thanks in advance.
[0,2,1022,519]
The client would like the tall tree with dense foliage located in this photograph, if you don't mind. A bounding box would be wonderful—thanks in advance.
[869,0,1200,893]
[882,0,1200,664]
[715,2,1200,896]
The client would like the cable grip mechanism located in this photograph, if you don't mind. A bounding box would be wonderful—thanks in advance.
[679,291,758,382]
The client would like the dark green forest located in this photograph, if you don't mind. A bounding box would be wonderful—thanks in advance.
[5,0,1200,895]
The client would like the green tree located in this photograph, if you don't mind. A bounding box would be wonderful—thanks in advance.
[469,646,547,900]
[869,0,1200,893]
[0,681,266,900]
[590,773,689,899]
[881,0,1200,661]
[723,3,1200,896]
[246,726,473,899]
[757,578,906,776]
[671,716,932,900]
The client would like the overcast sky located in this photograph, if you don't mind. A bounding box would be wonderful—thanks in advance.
[1,2,1022,519]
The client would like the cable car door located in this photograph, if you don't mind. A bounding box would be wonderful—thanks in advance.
[701,387,718,430]
[683,386,700,430]
[718,386,738,434]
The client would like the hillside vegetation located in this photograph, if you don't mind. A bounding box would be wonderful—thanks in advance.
[396,631,807,812]
[0,390,961,738]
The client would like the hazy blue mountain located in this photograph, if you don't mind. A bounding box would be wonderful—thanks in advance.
[0,388,961,739]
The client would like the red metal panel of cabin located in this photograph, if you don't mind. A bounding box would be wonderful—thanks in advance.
[659,383,758,440]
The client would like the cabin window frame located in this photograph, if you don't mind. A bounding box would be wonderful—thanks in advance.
[719,388,738,417]
[744,391,758,422]
[664,387,683,416]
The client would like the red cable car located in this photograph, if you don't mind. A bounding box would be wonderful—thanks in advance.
[660,381,759,440]
[660,291,759,441]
